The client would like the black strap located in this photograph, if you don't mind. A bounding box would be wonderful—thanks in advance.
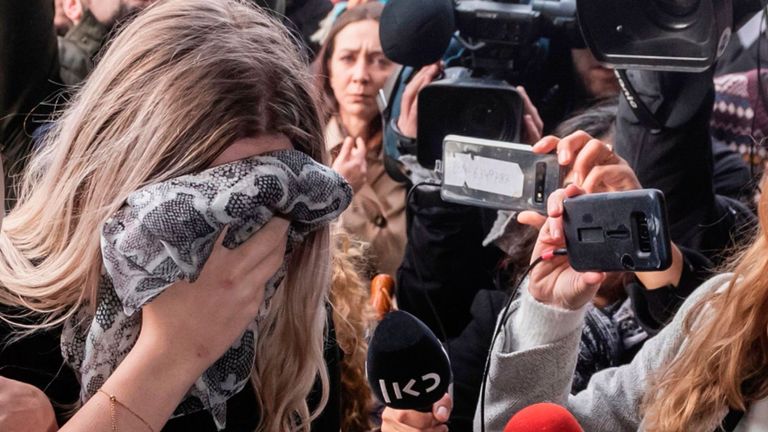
[390,118,418,156]
[615,69,664,132]
[718,408,745,432]
[383,152,412,185]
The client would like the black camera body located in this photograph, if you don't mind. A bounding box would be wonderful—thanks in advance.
[577,0,734,72]
[411,0,578,169]
[417,69,524,169]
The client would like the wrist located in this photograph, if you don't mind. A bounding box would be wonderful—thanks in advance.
[636,244,684,290]
[529,287,588,311]
[98,333,206,429]
[390,118,417,155]
[509,286,588,351]
[133,327,212,378]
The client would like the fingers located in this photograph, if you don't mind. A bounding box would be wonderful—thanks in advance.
[336,136,355,162]
[517,86,543,135]
[517,183,585,234]
[523,115,542,144]
[568,271,607,306]
[570,138,622,186]
[516,211,547,229]
[580,272,607,286]
[531,135,560,154]
[545,184,585,244]
[432,393,453,423]
[402,65,439,115]
[399,63,442,137]
[552,131,595,166]
[581,164,641,193]
[352,137,367,161]
[227,217,289,275]
[353,137,368,179]
[381,408,447,432]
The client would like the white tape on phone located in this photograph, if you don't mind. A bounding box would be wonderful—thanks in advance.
[443,152,524,197]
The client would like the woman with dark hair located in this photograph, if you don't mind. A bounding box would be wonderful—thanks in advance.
[314,3,406,278]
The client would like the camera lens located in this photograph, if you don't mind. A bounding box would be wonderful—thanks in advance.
[455,93,516,141]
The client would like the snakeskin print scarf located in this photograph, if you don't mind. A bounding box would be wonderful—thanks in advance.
[61,150,352,429]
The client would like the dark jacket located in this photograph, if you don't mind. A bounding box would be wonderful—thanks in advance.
[614,69,755,262]
[0,1,107,205]
[0,306,341,431]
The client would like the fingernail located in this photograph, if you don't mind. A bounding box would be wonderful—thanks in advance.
[558,150,567,164]
[549,219,558,239]
[436,406,449,420]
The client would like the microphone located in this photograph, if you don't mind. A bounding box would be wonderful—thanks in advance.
[379,0,455,67]
[366,310,452,412]
[503,403,583,432]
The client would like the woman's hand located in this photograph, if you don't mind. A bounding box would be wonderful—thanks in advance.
[520,132,642,229]
[381,393,452,432]
[522,132,683,292]
[138,217,289,370]
[332,137,367,193]
[532,131,640,192]
[60,218,290,432]
[397,63,443,138]
[519,184,606,310]
[0,377,57,432]
[517,86,543,145]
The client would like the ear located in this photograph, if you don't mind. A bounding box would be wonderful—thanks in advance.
[62,0,84,24]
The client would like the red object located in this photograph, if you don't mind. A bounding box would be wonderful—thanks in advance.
[503,403,584,432]
[370,274,395,320]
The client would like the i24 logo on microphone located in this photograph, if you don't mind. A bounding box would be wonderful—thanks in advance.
[378,373,441,403]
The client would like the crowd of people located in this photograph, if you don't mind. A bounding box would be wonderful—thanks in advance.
[1,0,768,431]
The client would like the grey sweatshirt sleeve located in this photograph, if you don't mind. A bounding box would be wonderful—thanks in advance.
[474,273,732,432]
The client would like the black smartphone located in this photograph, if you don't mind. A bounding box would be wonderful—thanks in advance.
[562,189,672,272]
[439,135,562,214]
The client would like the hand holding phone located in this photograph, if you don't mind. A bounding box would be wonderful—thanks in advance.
[523,184,607,311]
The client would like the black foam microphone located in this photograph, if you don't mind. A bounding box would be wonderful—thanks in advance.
[366,310,452,412]
[379,0,455,67]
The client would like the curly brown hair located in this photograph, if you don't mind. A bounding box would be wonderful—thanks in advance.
[330,230,377,432]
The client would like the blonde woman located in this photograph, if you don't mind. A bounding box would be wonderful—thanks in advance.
[0,0,353,431]
[476,133,768,431]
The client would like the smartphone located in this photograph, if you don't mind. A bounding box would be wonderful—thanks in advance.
[439,135,562,214]
[562,189,672,272]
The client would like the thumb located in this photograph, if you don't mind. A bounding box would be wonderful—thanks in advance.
[565,271,606,310]
[432,393,452,423]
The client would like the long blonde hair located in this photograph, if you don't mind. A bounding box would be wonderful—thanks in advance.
[0,0,330,430]
[329,231,376,432]
[643,176,768,431]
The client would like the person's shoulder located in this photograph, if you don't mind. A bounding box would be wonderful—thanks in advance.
[695,273,734,296]
[676,273,734,320]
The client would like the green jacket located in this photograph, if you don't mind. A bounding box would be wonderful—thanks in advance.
[58,10,109,86]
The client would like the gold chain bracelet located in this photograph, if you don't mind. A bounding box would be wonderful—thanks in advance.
[98,389,155,432]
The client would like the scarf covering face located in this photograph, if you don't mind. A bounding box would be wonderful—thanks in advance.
[61,149,353,430]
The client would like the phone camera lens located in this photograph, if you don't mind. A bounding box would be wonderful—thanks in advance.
[621,254,635,270]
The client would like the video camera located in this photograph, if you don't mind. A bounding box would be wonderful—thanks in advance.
[381,0,580,169]
[381,0,749,169]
